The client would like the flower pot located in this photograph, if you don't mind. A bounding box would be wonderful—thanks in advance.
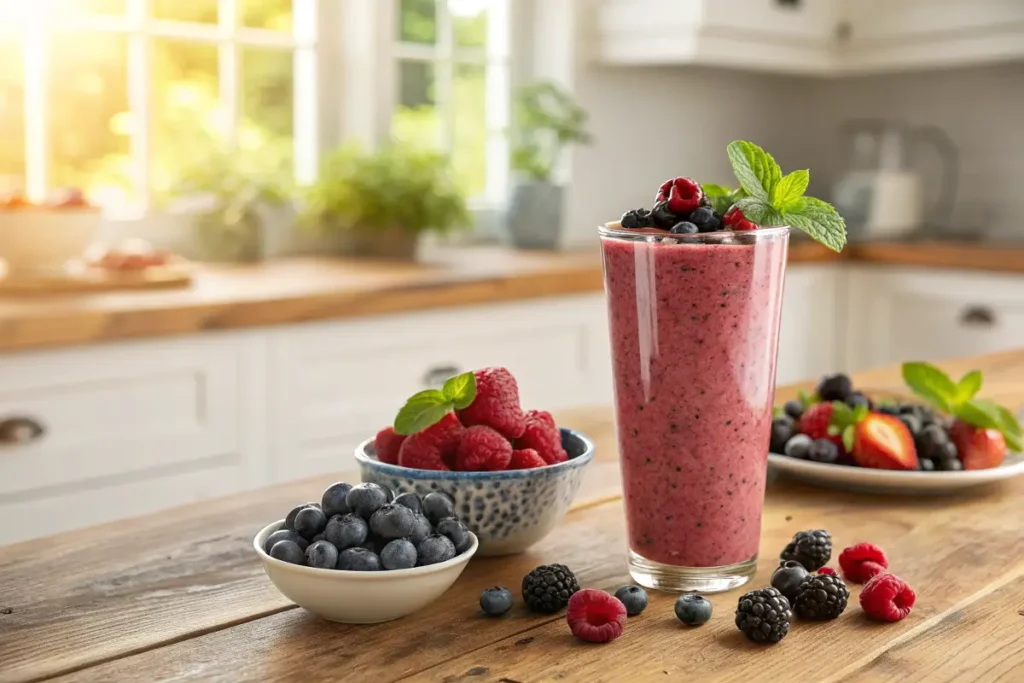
[336,227,419,261]
[505,181,564,250]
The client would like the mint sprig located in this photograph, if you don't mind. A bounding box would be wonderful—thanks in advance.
[394,371,477,435]
[703,183,747,216]
[724,140,847,253]
[901,361,1023,452]
[827,401,870,453]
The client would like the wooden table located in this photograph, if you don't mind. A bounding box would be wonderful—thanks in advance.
[3,352,1024,683]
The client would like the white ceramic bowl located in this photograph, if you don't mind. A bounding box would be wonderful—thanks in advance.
[254,520,478,623]
[0,209,100,274]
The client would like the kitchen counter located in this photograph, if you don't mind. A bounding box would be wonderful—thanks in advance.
[0,239,1020,354]
[2,351,1024,682]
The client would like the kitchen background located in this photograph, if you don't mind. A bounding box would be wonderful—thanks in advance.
[1,0,1023,544]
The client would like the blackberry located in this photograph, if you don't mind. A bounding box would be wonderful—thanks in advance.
[650,201,678,230]
[793,573,849,620]
[816,373,853,402]
[780,529,832,571]
[771,560,810,602]
[522,563,580,613]
[620,208,653,229]
[735,587,792,644]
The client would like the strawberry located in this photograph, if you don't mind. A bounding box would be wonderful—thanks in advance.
[799,401,844,450]
[950,419,1006,470]
[832,405,918,471]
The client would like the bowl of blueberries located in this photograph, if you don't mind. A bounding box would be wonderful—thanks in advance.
[254,481,477,624]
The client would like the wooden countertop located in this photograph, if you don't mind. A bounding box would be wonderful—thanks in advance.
[0,239,1021,354]
[3,351,1024,682]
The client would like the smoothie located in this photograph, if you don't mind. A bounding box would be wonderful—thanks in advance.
[601,231,788,570]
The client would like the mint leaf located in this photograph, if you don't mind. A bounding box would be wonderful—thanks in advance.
[954,370,983,405]
[702,184,736,215]
[830,400,854,424]
[442,371,477,410]
[735,196,783,226]
[394,389,452,435]
[996,404,1023,437]
[727,141,780,200]
[842,425,855,453]
[773,170,809,211]
[901,362,957,413]
[782,197,847,253]
[955,398,1003,432]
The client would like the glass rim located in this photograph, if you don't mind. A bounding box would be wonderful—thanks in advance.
[598,222,790,243]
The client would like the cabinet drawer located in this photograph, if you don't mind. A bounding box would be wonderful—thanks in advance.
[705,0,836,42]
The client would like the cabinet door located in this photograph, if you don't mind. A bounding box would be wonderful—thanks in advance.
[776,265,841,387]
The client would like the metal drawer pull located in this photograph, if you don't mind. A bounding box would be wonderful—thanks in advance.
[960,306,996,327]
[422,365,461,388]
[0,417,45,446]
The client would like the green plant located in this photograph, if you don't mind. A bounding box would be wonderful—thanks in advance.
[299,144,470,236]
[509,81,592,183]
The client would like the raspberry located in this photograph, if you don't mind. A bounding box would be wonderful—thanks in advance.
[818,567,837,576]
[454,425,512,471]
[457,367,527,439]
[509,448,546,470]
[656,177,703,215]
[566,589,626,643]
[860,573,916,621]
[723,205,757,231]
[374,426,406,465]
[515,410,567,465]
[839,543,889,584]
[397,413,463,470]
[799,402,843,450]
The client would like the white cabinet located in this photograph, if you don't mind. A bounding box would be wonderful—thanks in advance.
[777,265,842,386]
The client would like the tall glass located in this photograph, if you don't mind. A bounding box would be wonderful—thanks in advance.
[599,225,789,593]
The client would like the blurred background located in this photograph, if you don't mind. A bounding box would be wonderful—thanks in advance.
[2,0,1023,542]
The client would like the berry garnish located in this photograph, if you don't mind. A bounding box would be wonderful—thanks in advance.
[650,200,678,230]
[675,593,712,626]
[771,560,810,602]
[780,529,832,571]
[620,208,653,229]
[669,221,699,235]
[566,589,627,643]
[656,177,704,214]
[793,573,849,620]
[735,587,791,644]
[480,586,513,616]
[688,206,722,233]
[522,564,580,613]
[723,205,756,231]
[860,573,916,621]
[838,543,889,584]
[613,585,648,616]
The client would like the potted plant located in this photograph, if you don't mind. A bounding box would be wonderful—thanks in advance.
[299,144,470,260]
[506,81,592,249]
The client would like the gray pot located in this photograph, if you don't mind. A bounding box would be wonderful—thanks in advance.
[506,182,563,250]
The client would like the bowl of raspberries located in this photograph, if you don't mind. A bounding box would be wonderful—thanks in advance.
[356,366,595,556]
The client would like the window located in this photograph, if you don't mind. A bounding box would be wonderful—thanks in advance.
[0,0,316,209]
[392,0,510,205]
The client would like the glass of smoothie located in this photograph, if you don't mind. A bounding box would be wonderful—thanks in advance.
[599,224,789,593]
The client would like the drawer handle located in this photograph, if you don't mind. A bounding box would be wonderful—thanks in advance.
[960,306,996,327]
[422,365,461,389]
[0,416,45,446]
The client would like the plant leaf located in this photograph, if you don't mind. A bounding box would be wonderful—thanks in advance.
[442,371,477,410]
[702,183,736,215]
[773,169,810,211]
[955,398,1002,431]
[782,197,847,253]
[726,141,780,200]
[394,389,453,435]
[954,370,983,405]
[842,425,856,453]
[996,404,1023,437]
[734,197,784,226]
[902,362,956,413]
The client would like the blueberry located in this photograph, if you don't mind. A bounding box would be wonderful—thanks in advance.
[937,457,963,471]
[435,517,472,554]
[783,400,805,420]
[480,586,514,616]
[770,417,795,453]
[771,560,810,601]
[674,593,712,626]
[417,534,456,566]
[940,441,958,461]
[380,539,418,570]
[369,504,418,540]
[919,458,936,471]
[293,506,328,541]
[670,221,699,235]
[359,537,385,554]
[410,513,432,544]
[917,424,948,458]
[394,492,423,514]
[346,483,389,520]
[422,492,456,526]
[899,413,923,437]
[305,540,339,569]
[336,547,382,571]
[845,392,872,410]
[613,585,648,616]
[284,502,319,531]
[816,373,853,402]
[877,404,901,416]
[688,207,721,233]
[324,513,368,550]
[808,439,840,464]
[269,540,305,565]
[784,433,814,460]
[321,482,353,518]
[264,529,308,554]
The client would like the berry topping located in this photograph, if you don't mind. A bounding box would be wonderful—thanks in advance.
[771,560,810,602]
[735,587,791,644]
[457,367,527,440]
[374,426,406,465]
[839,543,889,584]
[675,593,713,626]
[793,573,849,620]
[723,205,756,231]
[669,221,699,235]
[515,409,567,465]
[522,563,580,613]
[480,586,513,616]
[860,573,916,621]
[818,566,838,576]
[509,448,547,469]
[566,589,627,643]
[688,206,722,233]
[649,200,678,230]
[620,208,653,229]
[455,425,513,471]
[613,585,648,616]
[398,412,464,471]
[656,177,704,215]
[780,529,832,571]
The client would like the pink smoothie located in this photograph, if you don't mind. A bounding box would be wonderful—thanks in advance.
[601,231,788,567]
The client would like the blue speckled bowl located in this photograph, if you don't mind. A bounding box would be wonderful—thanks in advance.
[354,428,595,556]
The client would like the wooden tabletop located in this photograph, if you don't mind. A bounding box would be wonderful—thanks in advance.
[3,350,1024,682]
[3,239,1021,354]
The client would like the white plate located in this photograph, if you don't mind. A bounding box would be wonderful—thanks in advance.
[768,451,1024,495]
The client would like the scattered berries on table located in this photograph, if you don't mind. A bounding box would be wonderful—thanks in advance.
[566,589,627,643]
[515,410,568,465]
[670,221,699,235]
[613,585,648,616]
[793,573,849,620]
[817,373,853,402]
[398,412,464,471]
[781,529,832,571]
[771,560,811,602]
[657,177,704,215]
[380,539,418,570]
[522,563,580,613]
[735,587,791,644]
[422,491,456,526]
[784,434,814,459]
[455,425,514,471]
[818,566,837,576]
[417,534,457,566]
[839,543,889,584]
[723,206,756,232]
[675,593,713,626]
[480,587,514,616]
[337,547,382,571]
[373,427,406,465]
[458,367,527,439]
[860,573,916,621]
[509,448,547,470]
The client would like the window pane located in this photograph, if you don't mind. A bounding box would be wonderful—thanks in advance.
[392,60,438,149]
[241,47,292,163]
[399,0,436,44]
[0,37,24,192]
[152,40,222,196]
[450,1,487,48]
[242,0,292,31]
[452,63,485,197]
[152,0,217,23]
[49,33,130,203]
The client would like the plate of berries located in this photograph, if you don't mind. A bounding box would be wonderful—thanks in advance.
[768,362,1024,494]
